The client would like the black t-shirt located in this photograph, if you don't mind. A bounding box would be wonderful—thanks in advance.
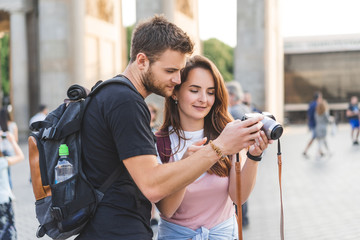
[76,80,157,240]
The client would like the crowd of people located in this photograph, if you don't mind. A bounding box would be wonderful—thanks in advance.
[303,91,359,159]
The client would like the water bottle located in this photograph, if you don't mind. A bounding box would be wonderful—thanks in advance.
[55,144,74,202]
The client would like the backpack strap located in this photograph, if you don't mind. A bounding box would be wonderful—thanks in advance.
[155,129,171,163]
[88,74,138,97]
[98,166,122,193]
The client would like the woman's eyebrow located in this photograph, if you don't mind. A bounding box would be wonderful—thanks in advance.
[189,84,215,89]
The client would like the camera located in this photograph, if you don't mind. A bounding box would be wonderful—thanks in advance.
[242,112,283,140]
[1,132,7,139]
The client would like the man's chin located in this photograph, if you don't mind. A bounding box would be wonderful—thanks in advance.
[153,89,173,98]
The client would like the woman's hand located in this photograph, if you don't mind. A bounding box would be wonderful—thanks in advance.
[248,130,273,156]
[181,137,207,159]
[5,132,16,143]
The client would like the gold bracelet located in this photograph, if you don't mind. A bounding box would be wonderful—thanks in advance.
[209,140,226,161]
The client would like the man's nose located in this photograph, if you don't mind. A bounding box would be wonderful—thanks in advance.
[172,72,181,85]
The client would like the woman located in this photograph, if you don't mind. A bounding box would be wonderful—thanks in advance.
[155,55,270,239]
[0,132,24,239]
[0,107,19,189]
[315,99,331,156]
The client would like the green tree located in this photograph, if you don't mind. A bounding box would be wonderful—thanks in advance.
[126,25,134,62]
[203,38,234,82]
[0,33,10,96]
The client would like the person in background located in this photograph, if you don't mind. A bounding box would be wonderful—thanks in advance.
[226,81,251,227]
[29,104,48,127]
[0,131,24,239]
[303,92,322,158]
[243,91,261,113]
[315,99,332,157]
[147,102,159,133]
[346,96,360,145]
[147,102,161,238]
[0,107,18,190]
[226,81,250,120]
[155,55,271,239]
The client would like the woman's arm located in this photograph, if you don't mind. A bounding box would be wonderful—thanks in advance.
[228,130,269,203]
[155,137,207,218]
[5,132,24,166]
[156,188,186,218]
[13,122,19,143]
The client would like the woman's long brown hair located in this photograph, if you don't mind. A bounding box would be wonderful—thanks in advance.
[159,55,233,177]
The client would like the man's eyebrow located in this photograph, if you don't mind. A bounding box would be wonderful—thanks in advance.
[165,67,180,71]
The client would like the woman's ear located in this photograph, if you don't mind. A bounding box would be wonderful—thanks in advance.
[172,94,177,101]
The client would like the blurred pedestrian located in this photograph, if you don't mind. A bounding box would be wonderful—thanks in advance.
[29,104,48,127]
[226,81,251,227]
[147,102,161,237]
[346,96,360,145]
[0,132,24,240]
[155,55,270,239]
[0,107,18,190]
[315,99,332,157]
[147,102,159,133]
[243,91,261,113]
[226,81,250,120]
[303,92,322,158]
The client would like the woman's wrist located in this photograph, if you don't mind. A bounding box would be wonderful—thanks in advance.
[247,151,263,161]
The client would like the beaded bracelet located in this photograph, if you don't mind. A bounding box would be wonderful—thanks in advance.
[246,151,263,161]
[209,140,226,161]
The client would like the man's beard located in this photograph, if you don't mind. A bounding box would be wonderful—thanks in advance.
[142,68,170,97]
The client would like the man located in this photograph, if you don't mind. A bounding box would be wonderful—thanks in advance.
[303,91,322,157]
[226,81,251,120]
[29,104,48,126]
[346,96,360,145]
[77,15,264,239]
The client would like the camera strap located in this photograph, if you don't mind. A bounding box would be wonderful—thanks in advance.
[277,140,284,240]
[235,139,284,240]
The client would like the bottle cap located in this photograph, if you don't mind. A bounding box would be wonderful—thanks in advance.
[59,144,69,156]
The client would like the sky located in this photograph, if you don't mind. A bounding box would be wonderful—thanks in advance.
[122,0,360,47]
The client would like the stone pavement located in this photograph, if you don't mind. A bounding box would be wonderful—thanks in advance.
[11,124,360,240]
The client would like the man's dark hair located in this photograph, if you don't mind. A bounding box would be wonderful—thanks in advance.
[39,104,47,112]
[130,15,194,63]
[313,91,322,100]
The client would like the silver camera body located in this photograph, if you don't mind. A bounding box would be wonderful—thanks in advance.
[242,112,283,140]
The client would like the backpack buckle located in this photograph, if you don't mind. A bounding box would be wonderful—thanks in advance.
[42,127,56,140]
[50,206,64,221]
[36,225,46,238]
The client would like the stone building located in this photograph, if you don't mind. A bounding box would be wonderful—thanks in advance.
[284,34,360,123]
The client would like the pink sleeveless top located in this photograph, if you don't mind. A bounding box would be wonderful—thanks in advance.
[161,172,235,230]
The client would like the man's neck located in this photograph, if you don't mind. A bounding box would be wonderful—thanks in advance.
[122,64,151,99]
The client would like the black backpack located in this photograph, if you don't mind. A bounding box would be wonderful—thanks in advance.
[28,75,136,239]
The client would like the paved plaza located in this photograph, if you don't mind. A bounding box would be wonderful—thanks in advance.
[11,124,360,240]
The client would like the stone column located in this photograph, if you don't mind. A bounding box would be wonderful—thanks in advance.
[235,0,283,122]
[6,0,33,138]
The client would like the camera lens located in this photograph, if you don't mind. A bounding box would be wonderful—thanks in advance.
[270,124,283,140]
[261,117,283,140]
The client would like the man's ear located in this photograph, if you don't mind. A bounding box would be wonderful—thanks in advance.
[136,53,149,71]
